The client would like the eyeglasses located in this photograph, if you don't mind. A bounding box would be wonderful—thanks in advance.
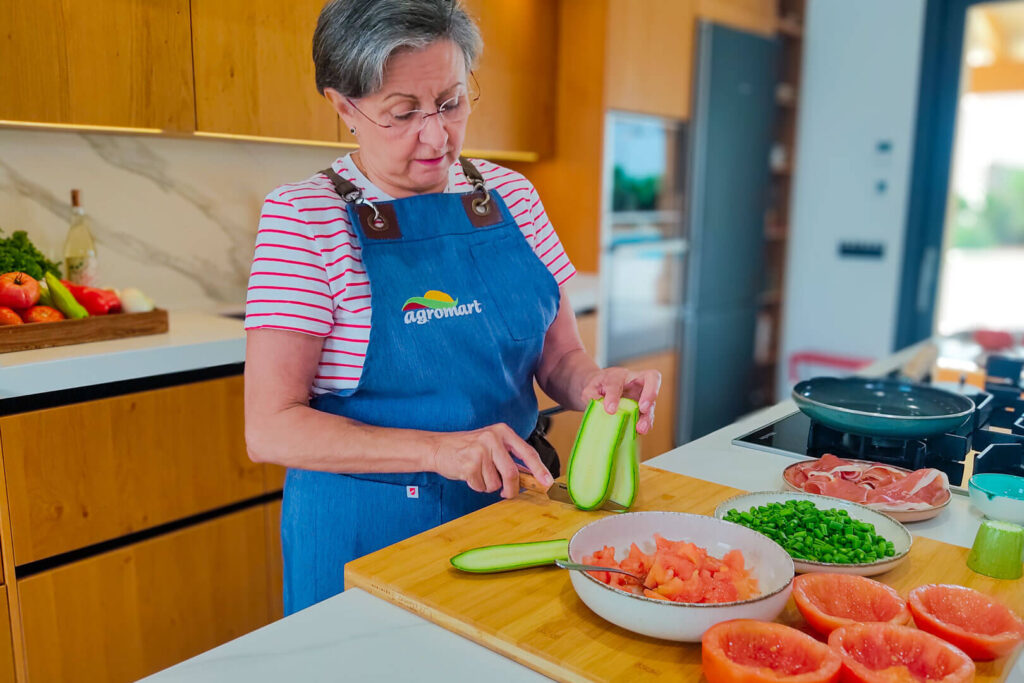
[347,73,480,135]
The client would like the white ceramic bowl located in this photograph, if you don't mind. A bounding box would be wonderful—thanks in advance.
[781,460,952,523]
[714,491,913,577]
[969,473,1024,525]
[566,511,794,642]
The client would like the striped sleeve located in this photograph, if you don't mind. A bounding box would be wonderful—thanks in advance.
[526,186,576,287]
[245,190,334,336]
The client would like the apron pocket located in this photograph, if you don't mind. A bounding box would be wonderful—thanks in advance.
[469,235,558,341]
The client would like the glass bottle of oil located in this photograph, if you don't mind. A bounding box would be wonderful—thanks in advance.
[64,189,98,286]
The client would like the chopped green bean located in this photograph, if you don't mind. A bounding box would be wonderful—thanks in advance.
[723,499,897,565]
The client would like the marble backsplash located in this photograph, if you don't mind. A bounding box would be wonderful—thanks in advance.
[0,128,348,310]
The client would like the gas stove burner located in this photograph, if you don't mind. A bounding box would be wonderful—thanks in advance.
[807,420,932,471]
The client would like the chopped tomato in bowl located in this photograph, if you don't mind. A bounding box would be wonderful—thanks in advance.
[582,534,759,604]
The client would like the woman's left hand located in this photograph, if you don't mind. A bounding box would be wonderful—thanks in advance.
[581,367,662,434]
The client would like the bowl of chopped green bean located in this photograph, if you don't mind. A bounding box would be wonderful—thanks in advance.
[713,492,912,576]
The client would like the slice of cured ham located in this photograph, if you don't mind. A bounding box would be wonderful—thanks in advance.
[784,454,950,511]
[866,468,950,510]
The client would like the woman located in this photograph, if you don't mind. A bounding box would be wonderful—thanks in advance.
[244,0,662,615]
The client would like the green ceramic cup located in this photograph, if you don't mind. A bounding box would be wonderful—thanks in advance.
[967,519,1024,580]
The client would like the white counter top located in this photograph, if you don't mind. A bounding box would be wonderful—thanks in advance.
[0,273,600,401]
[140,588,549,683]
[143,339,1010,682]
[0,311,246,399]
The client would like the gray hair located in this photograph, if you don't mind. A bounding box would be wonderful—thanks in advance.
[313,0,482,98]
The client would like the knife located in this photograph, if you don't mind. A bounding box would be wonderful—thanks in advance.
[517,467,628,512]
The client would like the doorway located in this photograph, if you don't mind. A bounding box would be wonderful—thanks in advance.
[935,2,1024,335]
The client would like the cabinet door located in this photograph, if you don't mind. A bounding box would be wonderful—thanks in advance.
[0,376,262,565]
[605,0,696,120]
[191,0,338,142]
[265,500,284,622]
[462,0,558,158]
[535,312,598,412]
[0,0,195,131]
[0,589,13,683]
[19,506,270,683]
[623,350,678,460]
[543,411,582,476]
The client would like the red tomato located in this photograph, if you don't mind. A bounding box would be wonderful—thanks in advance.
[586,535,759,604]
[828,623,974,683]
[0,272,40,309]
[21,305,65,323]
[908,584,1024,660]
[793,573,910,636]
[702,619,841,683]
[0,306,23,325]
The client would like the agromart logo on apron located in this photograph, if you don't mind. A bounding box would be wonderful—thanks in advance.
[401,289,482,325]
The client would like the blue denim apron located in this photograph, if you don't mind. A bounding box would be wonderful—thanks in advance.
[281,160,559,614]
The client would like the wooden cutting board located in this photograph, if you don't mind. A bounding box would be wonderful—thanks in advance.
[0,308,168,352]
[346,466,1023,682]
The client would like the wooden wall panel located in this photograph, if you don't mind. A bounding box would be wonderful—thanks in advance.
[696,0,777,36]
[191,0,338,142]
[0,0,195,130]
[462,0,558,158]
[0,376,261,565]
[605,0,696,120]
[19,506,270,683]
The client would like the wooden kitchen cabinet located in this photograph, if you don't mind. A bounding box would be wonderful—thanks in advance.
[0,0,195,131]
[0,376,262,565]
[18,505,270,683]
[0,589,14,683]
[265,500,284,621]
[190,0,338,142]
[604,0,696,120]
[461,0,558,158]
[623,350,678,460]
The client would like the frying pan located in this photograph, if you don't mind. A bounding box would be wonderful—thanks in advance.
[792,376,975,439]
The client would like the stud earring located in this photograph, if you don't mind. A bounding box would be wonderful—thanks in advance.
[349,127,356,135]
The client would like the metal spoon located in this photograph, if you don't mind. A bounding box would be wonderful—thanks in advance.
[554,559,644,581]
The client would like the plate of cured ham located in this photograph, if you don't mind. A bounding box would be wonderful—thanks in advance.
[782,454,952,522]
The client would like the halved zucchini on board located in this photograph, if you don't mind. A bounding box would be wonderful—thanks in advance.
[566,398,640,511]
[450,539,570,573]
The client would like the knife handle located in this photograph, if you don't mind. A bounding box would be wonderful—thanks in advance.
[517,467,550,494]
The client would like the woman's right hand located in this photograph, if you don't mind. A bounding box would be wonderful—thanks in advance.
[429,423,553,499]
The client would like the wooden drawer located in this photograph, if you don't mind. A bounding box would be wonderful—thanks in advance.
[19,505,270,683]
[0,376,263,565]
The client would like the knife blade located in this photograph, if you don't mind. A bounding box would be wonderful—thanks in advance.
[517,468,628,512]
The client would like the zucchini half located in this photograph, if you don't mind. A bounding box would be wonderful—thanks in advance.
[566,398,640,511]
[450,539,570,573]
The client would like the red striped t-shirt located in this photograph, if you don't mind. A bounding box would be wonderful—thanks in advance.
[245,154,576,396]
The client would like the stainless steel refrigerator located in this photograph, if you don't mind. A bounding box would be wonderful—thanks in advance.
[599,21,778,446]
